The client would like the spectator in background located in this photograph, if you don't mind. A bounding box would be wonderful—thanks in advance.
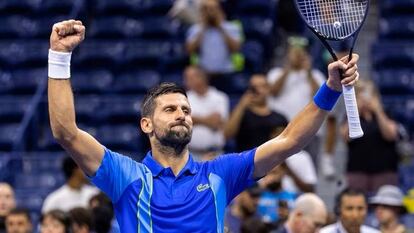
[341,80,400,194]
[89,193,119,233]
[369,185,408,233]
[69,208,93,233]
[5,208,32,233]
[276,193,327,233]
[320,189,379,233]
[92,206,113,233]
[0,183,16,233]
[224,74,288,152]
[40,210,71,233]
[42,157,99,213]
[186,0,242,75]
[267,37,325,165]
[184,65,229,160]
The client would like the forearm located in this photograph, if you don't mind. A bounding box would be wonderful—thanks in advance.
[307,71,320,95]
[48,78,79,142]
[270,71,289,96]
[186,31,204,54]
[224,104,246,139]
[219,28,241,52]
[375,110,398,141]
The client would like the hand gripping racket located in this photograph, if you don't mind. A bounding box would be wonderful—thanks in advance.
[295,0,368,139]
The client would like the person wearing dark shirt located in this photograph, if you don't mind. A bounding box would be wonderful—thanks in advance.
[224,74,288,152]
[341,80,400,194]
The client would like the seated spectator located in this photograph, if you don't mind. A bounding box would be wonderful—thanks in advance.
[369,185,407,233]
[89,193,119,233]
[0,183,16,233]
[5,208,32,233]
[276,193,327,233]
[69,208,93,233]
[320,189,380,233]
[42,157,99,213]
[341,80,400,194]
[186,0,242,75]
[184,65,229,160]
[40,210,71,233]
[224,74,288,152]
[267,38,325,165]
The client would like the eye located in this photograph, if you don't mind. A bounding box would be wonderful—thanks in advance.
[183,108,190,114]
[165,107,174,112]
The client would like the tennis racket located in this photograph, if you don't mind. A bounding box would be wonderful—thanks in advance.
[295,0,368,139]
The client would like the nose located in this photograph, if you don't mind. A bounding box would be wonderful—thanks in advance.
[175,108,186,120]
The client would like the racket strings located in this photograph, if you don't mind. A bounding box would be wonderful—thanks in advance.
[298,0,367,39]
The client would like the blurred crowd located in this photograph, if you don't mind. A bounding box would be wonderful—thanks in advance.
[1,0,413,232]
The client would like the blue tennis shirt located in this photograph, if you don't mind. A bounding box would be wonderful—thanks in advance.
[90,148,257,233]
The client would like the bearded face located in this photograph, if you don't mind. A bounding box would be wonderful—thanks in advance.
[153,119,192,150]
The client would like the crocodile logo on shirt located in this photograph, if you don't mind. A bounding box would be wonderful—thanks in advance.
[196,183,210,192]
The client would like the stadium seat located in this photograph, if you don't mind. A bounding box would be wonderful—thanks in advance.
[242,40,264,73]
[382,96,408,122]
[71,69,114,94]
[0,124,21,151]
[123,41,169,70]
[402,214,414,229]
[159,43,188,73]
[0,0,40,15]
[221,73,250,94]
[10,69,46,94]
[0,96,30,123]
[14,172,64,190]
[379,16,414,39]
[373,69,414,95]
[73,96,103,124]
[96,124,142,152]
[161,73,183,86]
[73,41,125,69]
[14,190,47,213]
[93,0,142,16]
[143,0,174,16]
[236,0,275,18]
[140,17,179,39]
[113,70,160,94]
[38,0,76,15]
[0,41,48,68]
[372,41,414,69]
[380,0,414,16]
[88,17,143,38]
[20,153,65,173]
[240,17,274,43]
[100,95,143,124]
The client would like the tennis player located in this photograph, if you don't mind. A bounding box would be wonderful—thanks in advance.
[48,20,359,232]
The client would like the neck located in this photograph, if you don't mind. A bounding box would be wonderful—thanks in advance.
[341,222,360,233]
[67,178,83,190]
[249,104,270,116]
[152,141,189,176]
[381,219,401,233]
[195,86,209,96]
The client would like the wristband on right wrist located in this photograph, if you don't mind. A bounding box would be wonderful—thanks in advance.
[48,49,72,79]
[313,82,342,111]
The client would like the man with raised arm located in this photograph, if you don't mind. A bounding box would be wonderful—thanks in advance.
[48,20,359,233]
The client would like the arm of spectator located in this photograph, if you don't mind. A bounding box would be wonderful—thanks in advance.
[218,26,241,53]
[371,93,398,141]
[282,162,315,192]
[186,28,205,54]
[303,55,321,95]
[269,68,290,96]
[48,20,104,177]
[224,92,252,140]
[192,113,223,131]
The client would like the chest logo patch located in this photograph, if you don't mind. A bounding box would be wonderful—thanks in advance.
[196,183,210,192]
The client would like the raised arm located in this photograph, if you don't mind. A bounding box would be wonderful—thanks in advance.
[253,54,360,178]
[48,20,104,176]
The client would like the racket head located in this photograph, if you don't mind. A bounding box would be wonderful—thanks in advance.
[295,0,369,41]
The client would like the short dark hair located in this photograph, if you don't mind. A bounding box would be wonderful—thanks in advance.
[62,157,78,180]
[7,208,31,222]
[69,207,93,230]
[41,210,71,233]
[335,188,367,215]
[141,82,187,117]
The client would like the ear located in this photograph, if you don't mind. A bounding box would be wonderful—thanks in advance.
[140,117,153,134]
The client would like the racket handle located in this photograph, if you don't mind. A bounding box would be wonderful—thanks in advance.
[342,85,364,139]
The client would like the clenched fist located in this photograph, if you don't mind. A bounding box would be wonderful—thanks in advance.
[50,20,85,53]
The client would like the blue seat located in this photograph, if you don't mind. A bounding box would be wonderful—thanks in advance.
[0,0,40,15]
[372,41,414,69]
[379,16,414,39]
[402,214,414,229]
[0,124,21,151]
[221,73,250,94]
[20,153,65,173]
[160,73,183,86]
[34,16,68,38]
[382,96,408,122]
[0,96,30,123]
[14,190,47,212]
[143,0,174,15]
[114,70,160,94]
[241,17,273,42]
[0,70,13,93]
[373,69,414,95]
[38,0,76,15]
[0,41,48,68]
[242,40,264,73]
[74,96,103,124]
[73,41,125,69]
[14,172,64,190]
[71,69,114,94]
[380,0,414,16]
[159,43,188,73]
[10,69,45,94]
[123,41,169,70]
[93,0,142,16]
[140,17,179,39]
[237,0,276,18]
[97,124,142,152]
[399,164,414,193]
[88,17,143,39]
[101,96,143,124]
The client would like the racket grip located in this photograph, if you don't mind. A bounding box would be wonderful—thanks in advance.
[342,85,364,139]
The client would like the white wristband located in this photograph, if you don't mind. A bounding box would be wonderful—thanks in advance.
[48,49,72,79]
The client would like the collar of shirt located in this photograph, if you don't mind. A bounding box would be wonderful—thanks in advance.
[142,151,199,178]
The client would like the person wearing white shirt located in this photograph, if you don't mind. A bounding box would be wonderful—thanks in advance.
[184,65,229,160]
[42,157,99,213]
[320,189,380,233]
